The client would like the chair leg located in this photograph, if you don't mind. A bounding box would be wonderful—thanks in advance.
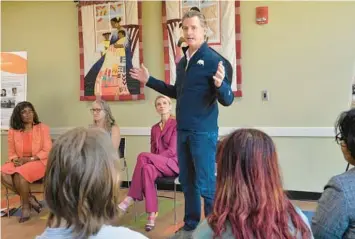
[174,182,177,225]
[6,188,10,218]
[133,201,137,222]
[346,163,350,172]
[126,167,130,188]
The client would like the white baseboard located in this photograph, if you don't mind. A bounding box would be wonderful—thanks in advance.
[1,126,335,137]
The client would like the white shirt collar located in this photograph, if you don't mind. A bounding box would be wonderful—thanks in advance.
[186,49,197,61]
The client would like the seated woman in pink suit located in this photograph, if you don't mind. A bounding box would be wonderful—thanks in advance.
[1,101,52,223]
[118,95,179,231]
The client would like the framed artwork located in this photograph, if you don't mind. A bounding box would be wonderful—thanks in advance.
[162,0,242,97]
[77,0,144,101]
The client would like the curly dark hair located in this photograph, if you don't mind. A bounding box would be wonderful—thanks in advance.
[190,6,200,12]
[110,17,121,23]
[336,108,355,159]
[10,101,40,130]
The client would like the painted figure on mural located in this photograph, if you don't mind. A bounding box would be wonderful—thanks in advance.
[97,32,111,56]
[84,17,135,97]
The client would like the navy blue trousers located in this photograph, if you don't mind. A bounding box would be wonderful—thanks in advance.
[177,130,218,231]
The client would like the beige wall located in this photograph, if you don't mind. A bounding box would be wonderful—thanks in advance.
[1,1,355,192]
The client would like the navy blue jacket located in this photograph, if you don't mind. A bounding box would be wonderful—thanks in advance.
[146,42,234,132]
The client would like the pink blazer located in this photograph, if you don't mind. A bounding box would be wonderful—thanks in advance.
[8,123,52,166]
[150,118,179,174]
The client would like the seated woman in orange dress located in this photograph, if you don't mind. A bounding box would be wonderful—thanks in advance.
[1,101,52,223]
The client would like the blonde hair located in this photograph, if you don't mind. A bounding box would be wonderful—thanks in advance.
[154,95,175,119]
[92,99,116,132]
[44,127,120,238]
[154,95,172,106]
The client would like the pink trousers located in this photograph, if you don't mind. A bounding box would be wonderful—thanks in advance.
[128,152,176,212]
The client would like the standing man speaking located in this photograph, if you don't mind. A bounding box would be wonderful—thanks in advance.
[130,10,234,238]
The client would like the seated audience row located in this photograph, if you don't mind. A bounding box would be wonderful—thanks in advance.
[0,96,177,231]
[2,99,354,238]
[0,99,121,223]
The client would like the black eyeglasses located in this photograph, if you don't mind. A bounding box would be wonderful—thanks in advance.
[335,133,344,145]
[90,108,103,113]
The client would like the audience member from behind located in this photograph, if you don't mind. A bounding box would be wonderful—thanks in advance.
[36,127,147,239]
[90,99,120,150]
[193,128,313,239]
[1,101,52,223]
[312,108,355,238]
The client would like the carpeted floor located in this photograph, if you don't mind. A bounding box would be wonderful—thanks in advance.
[1,186,186,239]
[1,185,317,239]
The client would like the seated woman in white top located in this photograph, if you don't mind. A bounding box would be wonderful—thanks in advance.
[36,127,147,239]
[90,99,120,150]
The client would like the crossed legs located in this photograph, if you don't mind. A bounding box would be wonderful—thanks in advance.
[1,173,42,222]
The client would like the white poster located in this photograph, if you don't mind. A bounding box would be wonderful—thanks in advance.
[1,51,27,129]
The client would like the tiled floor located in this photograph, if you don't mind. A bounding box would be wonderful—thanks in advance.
[1,186,318,239]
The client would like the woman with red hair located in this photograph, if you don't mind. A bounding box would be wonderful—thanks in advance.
[193,128,313,239]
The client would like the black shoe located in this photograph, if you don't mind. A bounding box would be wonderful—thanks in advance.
[18,216,30,223]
